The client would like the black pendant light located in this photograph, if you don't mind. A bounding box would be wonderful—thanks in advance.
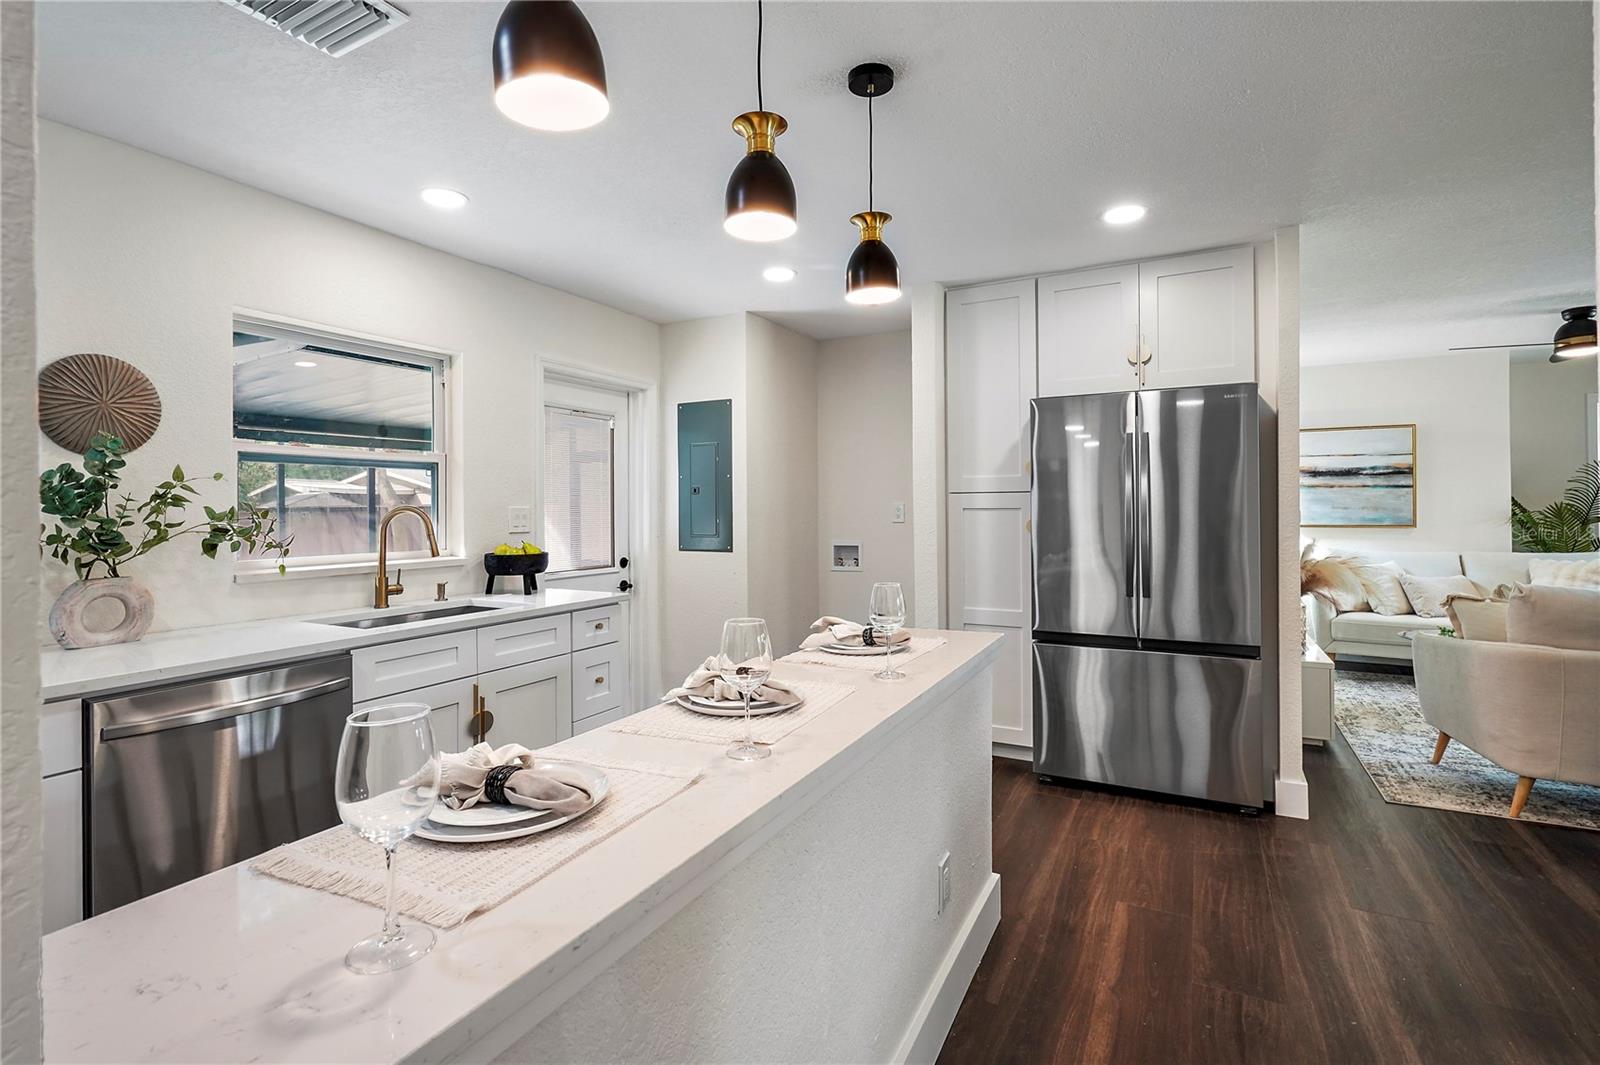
[1550,305,1598,362]
[492,1,609,132]
[845,63,901,305]
[724,0,797,242]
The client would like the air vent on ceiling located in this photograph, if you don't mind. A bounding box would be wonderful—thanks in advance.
[220,0,409,58]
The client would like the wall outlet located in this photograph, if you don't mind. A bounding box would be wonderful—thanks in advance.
[892,502,906,524]
[936,852,952,916]
[507,506,532,534]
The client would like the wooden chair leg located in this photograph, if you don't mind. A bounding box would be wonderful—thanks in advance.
[1510,776,1536,818]
[1430,732,1451,764]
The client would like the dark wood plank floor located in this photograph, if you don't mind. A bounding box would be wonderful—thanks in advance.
[939,733,1600,1065]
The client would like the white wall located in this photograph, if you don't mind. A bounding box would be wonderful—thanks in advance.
[746,315,819,657]
[1300,350,1511,553]
[816,331,915,622]
[1,3,44,1055]
[660,314,747,682]
[36,122,661,638]
[1511,353,1598,507]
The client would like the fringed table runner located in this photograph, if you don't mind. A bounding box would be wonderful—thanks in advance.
[780,635,947,672]
[612,678,856,746]
[252,753,700,928]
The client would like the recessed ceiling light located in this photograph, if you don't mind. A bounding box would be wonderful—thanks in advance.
[420,187,469,210]
[763,265,796,283]
[294,360,318,368]
[1101,203,1147,225]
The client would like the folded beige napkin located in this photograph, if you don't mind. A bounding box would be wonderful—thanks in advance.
[665,657,801,706]
[437,742,595,817]
[800,615,911,650]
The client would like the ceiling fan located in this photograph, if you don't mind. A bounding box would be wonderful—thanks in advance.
[1448,306,1597,362]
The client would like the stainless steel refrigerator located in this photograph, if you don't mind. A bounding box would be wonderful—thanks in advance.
[1031,383,1264,807]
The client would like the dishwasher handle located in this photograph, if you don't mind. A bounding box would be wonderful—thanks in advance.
[99,676,351,742]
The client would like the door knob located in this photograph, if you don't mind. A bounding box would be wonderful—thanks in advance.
[618,579,633,592]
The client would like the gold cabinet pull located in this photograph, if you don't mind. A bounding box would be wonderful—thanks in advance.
[470,684,494,741]
[594,621,605,631]
[594,675,605,685]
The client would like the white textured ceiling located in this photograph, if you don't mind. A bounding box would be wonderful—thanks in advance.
[36,1,1596,357]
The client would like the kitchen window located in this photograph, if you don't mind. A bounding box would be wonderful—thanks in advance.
[232,320,449,570]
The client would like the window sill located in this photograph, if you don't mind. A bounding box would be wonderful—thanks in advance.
[233,555,471,584]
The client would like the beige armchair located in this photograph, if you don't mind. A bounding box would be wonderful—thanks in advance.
[1412,632,1600,818]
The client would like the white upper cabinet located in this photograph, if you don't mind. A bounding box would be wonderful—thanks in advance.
[1037,264,1140,398]
[947,279,1038,493]
[1137,246,1255,390]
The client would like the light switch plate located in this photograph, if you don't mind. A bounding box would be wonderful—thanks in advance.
[507,506,532,533]
[892,502,906,524]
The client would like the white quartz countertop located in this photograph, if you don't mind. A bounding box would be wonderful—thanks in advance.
[38,588,627,703]
[42,629,1001,1065]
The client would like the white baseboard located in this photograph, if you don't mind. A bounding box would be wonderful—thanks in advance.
[1274,773,1310,819]
[893,871,1002,1065]
[991,742,1032,762]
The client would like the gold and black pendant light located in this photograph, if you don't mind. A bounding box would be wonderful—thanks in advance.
[845,62,901,305]
[492,1,609,132]
[724,0,797,241]
[1550,306,1598,362]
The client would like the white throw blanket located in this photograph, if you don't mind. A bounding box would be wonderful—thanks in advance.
[800,615,911,650]
[437,742,595,817]
[665,657,801,705]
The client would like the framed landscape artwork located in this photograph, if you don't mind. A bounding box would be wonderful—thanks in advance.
[1300,424,1417,527]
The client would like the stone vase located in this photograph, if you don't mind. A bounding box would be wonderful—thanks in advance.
[49,576,154,650]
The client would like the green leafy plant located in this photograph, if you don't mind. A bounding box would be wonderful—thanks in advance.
[1510,459,1600,553]
[40,433,292,580]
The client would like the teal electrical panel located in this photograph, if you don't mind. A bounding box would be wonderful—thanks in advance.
[677,399,733,552]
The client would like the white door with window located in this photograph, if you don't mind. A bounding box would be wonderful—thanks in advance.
[540,381,631,595]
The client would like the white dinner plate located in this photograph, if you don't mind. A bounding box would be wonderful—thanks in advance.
[416,761,609,842]
[675,695,800,718]
[819,641,908,657]
[686,693,778,710]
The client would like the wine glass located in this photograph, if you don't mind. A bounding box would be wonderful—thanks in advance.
[334,702,440,975]
[869,582,907,681]
[717,617,774,762]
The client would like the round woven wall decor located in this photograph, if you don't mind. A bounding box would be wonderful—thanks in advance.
[38,353,162,453]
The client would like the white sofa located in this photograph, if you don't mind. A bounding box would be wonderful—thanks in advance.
[1306,550,1600,662]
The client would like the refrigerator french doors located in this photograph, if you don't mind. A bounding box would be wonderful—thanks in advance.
[1030,384,1263,807]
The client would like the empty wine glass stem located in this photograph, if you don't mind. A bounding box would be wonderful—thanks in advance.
[744,690,754,747]
[381,845,400,942]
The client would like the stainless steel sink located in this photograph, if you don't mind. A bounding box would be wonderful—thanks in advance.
[319,604,506,629]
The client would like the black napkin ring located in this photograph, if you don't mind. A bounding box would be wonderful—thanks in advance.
[861,627,878,647]
[485,764,519,805]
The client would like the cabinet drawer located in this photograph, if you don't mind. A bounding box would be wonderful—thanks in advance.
[572,605,621,651]
[41,698,84,776]
[571,642,629,723]
[573,703,634,736]
[478,613,572,671]
[352,630,477,702]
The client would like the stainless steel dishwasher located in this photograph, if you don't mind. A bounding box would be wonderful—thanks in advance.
[87,655,352,916]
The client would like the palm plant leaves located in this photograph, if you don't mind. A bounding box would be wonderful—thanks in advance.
[1510,459,1600,552]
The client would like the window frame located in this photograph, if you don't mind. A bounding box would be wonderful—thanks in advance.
[231,315,452,576]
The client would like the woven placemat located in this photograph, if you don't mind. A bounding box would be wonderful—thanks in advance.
[611,678,856,746]
[252,753,700,928]
[781,635,947,671]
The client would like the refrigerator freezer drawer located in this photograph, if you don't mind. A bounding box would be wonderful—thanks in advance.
[1032,642,1263,807]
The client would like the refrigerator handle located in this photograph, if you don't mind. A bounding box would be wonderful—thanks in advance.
[1121,428,1136,600]
[1139,430,1152,599]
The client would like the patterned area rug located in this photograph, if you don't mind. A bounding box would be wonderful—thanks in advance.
[1334,671,1600,831]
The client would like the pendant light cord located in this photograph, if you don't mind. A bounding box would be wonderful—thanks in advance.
[867,92,875,212]
[756,0,764,112]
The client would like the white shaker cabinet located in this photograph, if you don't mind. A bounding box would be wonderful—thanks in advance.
[946,279,1037,493]
[476,657,573,749]
[356,677,475,753]
[1137,246,1255,390]
[947,493,1034,749]
[1037,264,1140,397]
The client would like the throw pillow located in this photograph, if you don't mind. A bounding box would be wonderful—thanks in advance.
[1506,584,1600,651]
[1528,558,1600,590]
[1358,561,1413,616]
[1444,595,1508,642]
[1398,573,1480,619]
